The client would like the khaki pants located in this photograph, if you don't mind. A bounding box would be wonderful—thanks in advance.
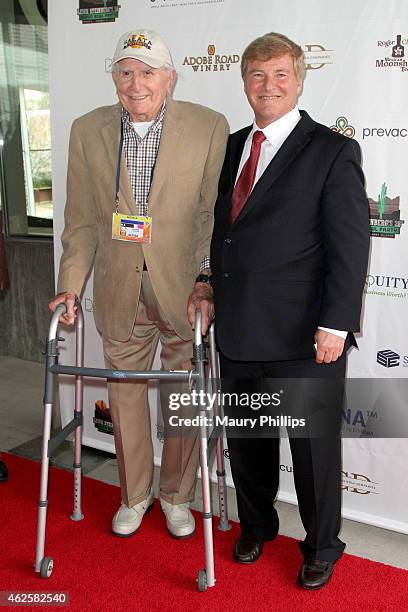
[103,272,198,508]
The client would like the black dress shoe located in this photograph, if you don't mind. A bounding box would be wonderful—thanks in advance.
[297,559,335,589]
[0,460,8,483]
[233,537,264,564]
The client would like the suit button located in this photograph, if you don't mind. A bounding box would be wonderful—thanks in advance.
[224,238,232,244]
[135,266,140,273]
[222,272,230,278]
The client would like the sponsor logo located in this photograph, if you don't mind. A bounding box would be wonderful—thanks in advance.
[93,400,114,435]
[376,34,408,71]
[77,0,120,24]
[151,0,224,7]
[330,116,355,138]
[123,34,152,51]
[362,127,407,139]
[84,298,94,312]
[368,182,404,238]
[364,274,408,299]
[377,349,400,368]
[302,44,333,70]
[342,407,378,437]
[342,471,379,495]
[182,44,240,73]
[377,349,408,368]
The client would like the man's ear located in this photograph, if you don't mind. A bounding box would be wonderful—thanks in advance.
[167,69,177,95]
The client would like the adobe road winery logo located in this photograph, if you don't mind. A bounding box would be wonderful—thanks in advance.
[330,116,355,138]
[303,44,333,70]
[93,400,113,435]
[376,34,408,71]
[78,0,120,24]
[368,182,404,238]
[182,45,240,72]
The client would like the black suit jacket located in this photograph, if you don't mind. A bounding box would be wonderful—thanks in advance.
[211,111,370,362]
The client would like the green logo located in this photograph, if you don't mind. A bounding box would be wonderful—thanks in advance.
[77,1,120,24]
[368,182,404,238]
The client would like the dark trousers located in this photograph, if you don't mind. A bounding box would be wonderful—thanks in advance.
[220,349,348,562]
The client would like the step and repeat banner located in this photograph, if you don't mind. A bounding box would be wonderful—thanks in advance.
[49,1,408,533]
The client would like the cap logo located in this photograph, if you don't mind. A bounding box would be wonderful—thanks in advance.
[123,34,152,51]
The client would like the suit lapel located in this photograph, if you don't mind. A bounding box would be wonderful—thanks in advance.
[100,104,136,216]
[235,111,316,225]
[147,97,183,212]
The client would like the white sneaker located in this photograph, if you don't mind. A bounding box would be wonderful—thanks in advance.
[112,489,154,537]
[160,498,195,539]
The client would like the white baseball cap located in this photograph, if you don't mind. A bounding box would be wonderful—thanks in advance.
[112,29,174,68]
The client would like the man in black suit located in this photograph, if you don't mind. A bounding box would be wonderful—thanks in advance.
[188,32,369,589]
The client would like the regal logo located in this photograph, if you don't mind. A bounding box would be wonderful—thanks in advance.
[342,471,379,495]
[302,44,333,70]
[182,45,240,72]
[368,182,405,238]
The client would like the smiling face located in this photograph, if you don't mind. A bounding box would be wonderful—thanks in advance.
[243,53,302,128]
[112,58,175,122]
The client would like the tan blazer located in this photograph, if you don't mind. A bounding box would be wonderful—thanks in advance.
[57,98,229,341]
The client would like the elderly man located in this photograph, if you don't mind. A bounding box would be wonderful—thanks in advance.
[188,32,369,589]
[49,29,228,539]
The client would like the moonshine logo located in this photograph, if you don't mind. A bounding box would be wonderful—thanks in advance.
[376,34,408,71]
[182,44,240,73]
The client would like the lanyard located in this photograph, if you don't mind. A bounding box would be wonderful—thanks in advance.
[115,121,124,213]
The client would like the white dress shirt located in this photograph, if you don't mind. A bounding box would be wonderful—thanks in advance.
[236,106,347,340]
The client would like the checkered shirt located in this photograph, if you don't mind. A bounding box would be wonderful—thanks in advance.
[121,103,165,216]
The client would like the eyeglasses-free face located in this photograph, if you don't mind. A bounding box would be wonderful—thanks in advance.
[112,58,175,122]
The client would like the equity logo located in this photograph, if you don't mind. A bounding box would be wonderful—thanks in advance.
[77,0,120,24]
[303,44,333,70]
[368,182,404,238]
[376,34,408,71]
[330,116,355,138]
[182,44,240,73]
[342,471,379,495]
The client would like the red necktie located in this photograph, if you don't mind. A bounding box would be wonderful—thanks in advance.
[230,130,266,224]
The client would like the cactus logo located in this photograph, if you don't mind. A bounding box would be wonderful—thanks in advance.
[330,117,355,138]
[368,182,404,238]
[77,0,120,24]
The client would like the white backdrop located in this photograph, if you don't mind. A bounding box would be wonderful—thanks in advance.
[49,1,408,533]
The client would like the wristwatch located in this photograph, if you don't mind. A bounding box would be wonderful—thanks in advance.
[195,273,212,287]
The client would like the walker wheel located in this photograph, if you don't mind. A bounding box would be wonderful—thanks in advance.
[40,556,53,578]
[197,569,207,592]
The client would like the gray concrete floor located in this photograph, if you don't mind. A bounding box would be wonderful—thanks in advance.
[1,355,408,570]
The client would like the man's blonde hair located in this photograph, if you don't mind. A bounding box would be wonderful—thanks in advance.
[241,32,306,82]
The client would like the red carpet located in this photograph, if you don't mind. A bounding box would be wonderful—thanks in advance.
[1,453,408,612]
